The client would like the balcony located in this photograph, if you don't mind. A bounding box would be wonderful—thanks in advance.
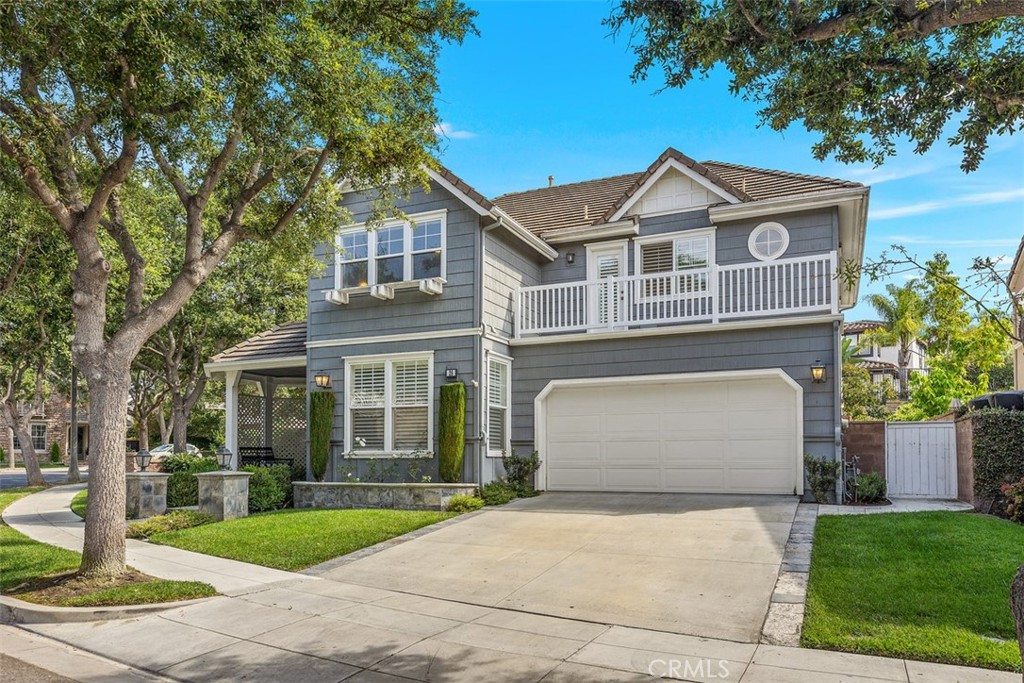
[515,251,838,338]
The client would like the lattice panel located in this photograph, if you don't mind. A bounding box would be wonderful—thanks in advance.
[272,396,306,467]
[238,394,266,449]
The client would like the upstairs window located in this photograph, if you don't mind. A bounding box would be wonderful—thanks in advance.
[347,354,432,455]
[637,230,713,297]
[337,211,446,289]
[748,222,789,261]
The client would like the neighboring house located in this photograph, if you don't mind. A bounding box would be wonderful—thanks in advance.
[1012,238,1024,390]
[205,147,870,496]
[842,320,928,395]
[0,394,89,465]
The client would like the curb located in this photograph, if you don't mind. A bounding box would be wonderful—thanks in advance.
[0,594,215,624]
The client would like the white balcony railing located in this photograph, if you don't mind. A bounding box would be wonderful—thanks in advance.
[515,251,838,338]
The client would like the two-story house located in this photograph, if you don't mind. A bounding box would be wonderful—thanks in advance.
[842,320,928,396]
[205,147,869,496]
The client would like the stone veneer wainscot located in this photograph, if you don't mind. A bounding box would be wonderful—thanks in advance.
[293,482,478,512]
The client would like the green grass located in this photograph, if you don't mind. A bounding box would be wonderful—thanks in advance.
[11,462,70,469]
[70,490,87,518]
[804,511,1024,672]
[0,487,215,606]
[151,508,457,571]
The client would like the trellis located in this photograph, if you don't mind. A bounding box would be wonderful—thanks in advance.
[237,393,306,468]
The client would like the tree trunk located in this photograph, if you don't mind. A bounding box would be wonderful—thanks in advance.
[12,422,45,487]
[79,370,131,578]
[66,365,80,484]
[1012,564,1024,666]
[137,416,150,452]
[171,393,187,453]
[157,408,171,445]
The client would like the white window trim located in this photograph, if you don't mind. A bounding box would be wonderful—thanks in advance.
[343,351,434,458]
[748,221,790,261]
[584,239,629,280]
[335,209,448,291]
[486,353,512,458]
[633,227,717,302]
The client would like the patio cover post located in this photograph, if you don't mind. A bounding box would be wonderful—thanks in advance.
[224,370,241,469]
[263,377,275,452]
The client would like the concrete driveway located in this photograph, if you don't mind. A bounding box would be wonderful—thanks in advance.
[320,492,798,643]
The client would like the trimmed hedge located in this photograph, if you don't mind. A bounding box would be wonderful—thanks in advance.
[241,463,302,512]
[971,409,1024,509]
[309,390,334,482]
[438,382,466,483]
[166,455,219,507]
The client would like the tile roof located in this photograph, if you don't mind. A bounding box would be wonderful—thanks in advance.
[491,147,863,238]
[209,321,307,363]
[843,320,885,334]
[858,360,898,371]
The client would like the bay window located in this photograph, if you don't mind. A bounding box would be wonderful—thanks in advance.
[336,211,446,290]
[347,353,432,455]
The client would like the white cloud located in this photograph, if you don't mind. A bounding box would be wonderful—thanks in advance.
[870,187,1024,219]
[434,122,476,140]
[844,163,934,186]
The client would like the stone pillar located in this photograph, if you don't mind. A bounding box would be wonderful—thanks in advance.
[195,471,252,521]
[125,472,170,519]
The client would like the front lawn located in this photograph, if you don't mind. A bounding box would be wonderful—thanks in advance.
[151,508,456,571]
[804,511,1023,672]
[70,489,87,518]
[0,487,216,606]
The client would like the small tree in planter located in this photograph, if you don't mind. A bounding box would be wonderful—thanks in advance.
[50,442,63,464]
[804,454,841,504]
[438,383,465,483]
[309,391,335,483]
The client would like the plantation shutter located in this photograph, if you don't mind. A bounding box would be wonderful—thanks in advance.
[392,360,430,451]
[641,243,674,273]
[488,359,508,452]
[350,362,385,451]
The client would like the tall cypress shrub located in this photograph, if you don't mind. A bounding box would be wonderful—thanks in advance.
[309,390,335,482]
[438,382,466,483]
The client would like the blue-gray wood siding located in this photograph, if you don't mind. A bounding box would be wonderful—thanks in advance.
[483,228,542,338]
[308,181,483,342]
[508,321,838,460]
[308,336,481,483]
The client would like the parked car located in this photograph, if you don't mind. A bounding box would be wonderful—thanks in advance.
[149,443,201,458]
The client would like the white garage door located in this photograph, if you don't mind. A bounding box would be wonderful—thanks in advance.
[540,371,801,494]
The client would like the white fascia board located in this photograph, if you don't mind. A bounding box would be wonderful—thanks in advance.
[490,207,559,261]
[607,158,742,223]
[425,167,492,217]
[204,355,306,377]
[511,314,843,346]
[542,219,639,244]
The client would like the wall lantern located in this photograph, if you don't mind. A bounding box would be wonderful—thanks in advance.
[134,449,152,472]
[445,367,458,381]
[314,373,332,389]
[565,252,576,265]
[216,446,233,470]
[810,360,827,384]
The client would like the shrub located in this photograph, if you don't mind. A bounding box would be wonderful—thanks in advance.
[49,442,62,464]
[242,465,288,513]
[1002,480,1024,524]
[855,471,887,503]
[804,453,841,504]
[969,409,1024,512]
[0,445,5,465]
[309,390,335,482]
[438,382,466,483]
[502,451,541,496]
[166,455,219,507]
[127,510,215,539]
[480,480,517,506]
[446,494,484,513]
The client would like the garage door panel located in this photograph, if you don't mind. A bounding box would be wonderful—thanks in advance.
[543,373,799,494]
[605,439,660,465]
[663,440,726,467]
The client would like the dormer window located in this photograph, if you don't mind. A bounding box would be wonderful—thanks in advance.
[336,210,446,291]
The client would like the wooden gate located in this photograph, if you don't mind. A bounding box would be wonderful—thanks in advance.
[885,422,957,498]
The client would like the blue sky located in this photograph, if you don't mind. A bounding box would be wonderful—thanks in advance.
[432,1,1024,320]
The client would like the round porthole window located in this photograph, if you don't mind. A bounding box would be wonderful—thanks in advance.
[748,222,789,261]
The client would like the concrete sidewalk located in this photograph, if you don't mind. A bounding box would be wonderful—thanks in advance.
[10,578,1019,683]
[819,498,975,516]
[2,484,312,593]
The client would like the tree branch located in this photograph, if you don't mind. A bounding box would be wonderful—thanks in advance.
[0,132,73,233]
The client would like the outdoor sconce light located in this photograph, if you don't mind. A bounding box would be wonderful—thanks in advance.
[566,252,576,265]
[810,360,827,384]
[445,367,458,381]
[314,373,332,389]
[216,446,233,470]
[134,449,152,472]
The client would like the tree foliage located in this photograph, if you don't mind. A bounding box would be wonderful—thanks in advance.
[862,282,928,397]
[607,1,1024,171]
[842,363,890,420]
[0,0,476,577]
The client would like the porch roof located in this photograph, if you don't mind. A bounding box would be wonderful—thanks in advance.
[205,321,307,377]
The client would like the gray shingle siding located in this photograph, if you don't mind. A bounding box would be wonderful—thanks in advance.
[308,181,483,342]
[508,321,838,461]
[483,229,542,339]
